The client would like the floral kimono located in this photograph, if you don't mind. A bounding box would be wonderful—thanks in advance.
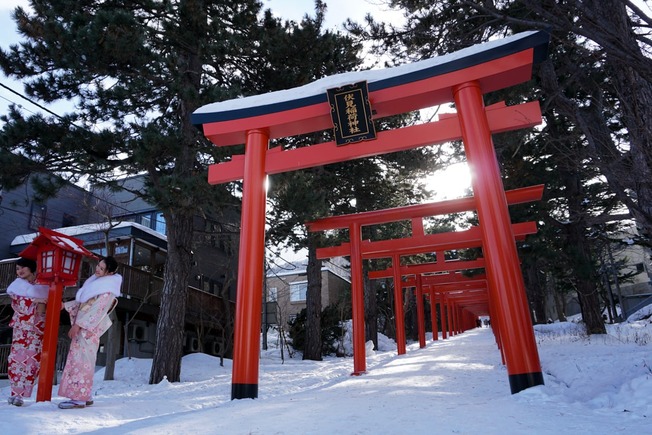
[58,273,121,403]
[7,279,49,399]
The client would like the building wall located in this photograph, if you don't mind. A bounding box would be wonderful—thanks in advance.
[0,174,98,259]
[1,174,240,366]
[266,267,351,329]
[613,240,652,296]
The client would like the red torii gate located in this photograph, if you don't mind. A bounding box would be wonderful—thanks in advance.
[192,30,550,398]
[307,185,541,379]
[371,265,490,344]
[404,274,489,344]
[404,274,489,347]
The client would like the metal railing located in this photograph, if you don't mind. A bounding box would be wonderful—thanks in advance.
[0,259,163,304]
[0,339,70,381]
[0,343,8,378]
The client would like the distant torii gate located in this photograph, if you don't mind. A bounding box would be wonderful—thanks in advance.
[307,185,542,382]
[192,30,550,398]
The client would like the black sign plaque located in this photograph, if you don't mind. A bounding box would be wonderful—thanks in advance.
[326,81,376,146]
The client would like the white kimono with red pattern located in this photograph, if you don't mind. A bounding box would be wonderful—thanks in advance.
[58,274,121,402]
[7,278,49,399]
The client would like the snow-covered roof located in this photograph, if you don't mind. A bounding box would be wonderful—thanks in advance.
[11,221,167,246]
[267,260,351,283]
[192,30,548,126]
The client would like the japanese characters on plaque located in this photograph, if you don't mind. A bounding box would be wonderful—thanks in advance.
[326,81,376,146]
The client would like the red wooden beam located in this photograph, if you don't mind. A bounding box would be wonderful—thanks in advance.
[407,272,487,286]
[307,184,543,232]
[368,258,486,279]
[316,221,536,259]
[208,102,542,184]
[198,48,543,146]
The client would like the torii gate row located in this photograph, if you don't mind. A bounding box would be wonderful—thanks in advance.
[310,220,534,359]
[192,30,550,398]
[388,271,510,366]
[309,194,540,389]
[407,278,489,337]
[317,183,539,376]
[371,263,493,352]
[369,257,513,365]
[412,281,490,348]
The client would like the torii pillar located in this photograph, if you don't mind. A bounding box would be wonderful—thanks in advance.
[454,82,543,392]
[231,129,269,400]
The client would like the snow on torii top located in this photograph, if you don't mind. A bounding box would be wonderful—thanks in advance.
[192,30,549,146]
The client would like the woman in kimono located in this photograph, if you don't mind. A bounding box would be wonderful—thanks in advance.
[6,257,49,406]
[57,256,121,409]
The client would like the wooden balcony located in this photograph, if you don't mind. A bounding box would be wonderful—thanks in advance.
[0,259,233,333]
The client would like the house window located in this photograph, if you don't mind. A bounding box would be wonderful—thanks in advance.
[140,214,152,228]
[62,213,77,227]
[155,212,166,235]
[29,202,47,230]
[290,281,307,302]
[268,287,277,302]
[91,247,108,256]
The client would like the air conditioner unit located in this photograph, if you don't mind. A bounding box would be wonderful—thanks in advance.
[128,324,148,342]
[187,336,200,352]
[209,340,223,356]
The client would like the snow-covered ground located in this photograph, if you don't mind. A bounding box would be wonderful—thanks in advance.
[1,308,650,434]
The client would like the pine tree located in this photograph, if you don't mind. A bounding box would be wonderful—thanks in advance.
[0,0,355,382]
[344,0,652,334]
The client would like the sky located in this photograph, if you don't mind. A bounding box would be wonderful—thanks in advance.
[0,308,650,434]
[262,0,404,31]
[0,0,405,117]
[0,1,470,199]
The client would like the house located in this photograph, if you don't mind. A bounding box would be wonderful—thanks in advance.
[0,173,100,259]
[604,229,652,319]
[0,174,239,377]
[555,225,652,322]
[265,258,351,330]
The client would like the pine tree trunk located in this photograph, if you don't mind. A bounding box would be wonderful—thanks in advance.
[303,234,322,361]
[566,223,606,334]
[149,209,194,383]
[550,275,567,322]
[524,261,546,324]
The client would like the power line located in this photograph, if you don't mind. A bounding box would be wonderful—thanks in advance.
[0,93,38,117]
[0,81,67,121]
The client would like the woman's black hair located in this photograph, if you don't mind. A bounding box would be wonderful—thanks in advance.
[16,257,37,273]
[101,256,119,273]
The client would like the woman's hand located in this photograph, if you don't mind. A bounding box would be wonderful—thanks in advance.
[68,324,81,339]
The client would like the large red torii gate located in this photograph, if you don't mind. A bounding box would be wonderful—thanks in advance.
[192,30,550,398]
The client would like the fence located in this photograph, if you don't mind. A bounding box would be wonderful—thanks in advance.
[0,339,69,381]
[0,343,8,378]
[0,259,163,302]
